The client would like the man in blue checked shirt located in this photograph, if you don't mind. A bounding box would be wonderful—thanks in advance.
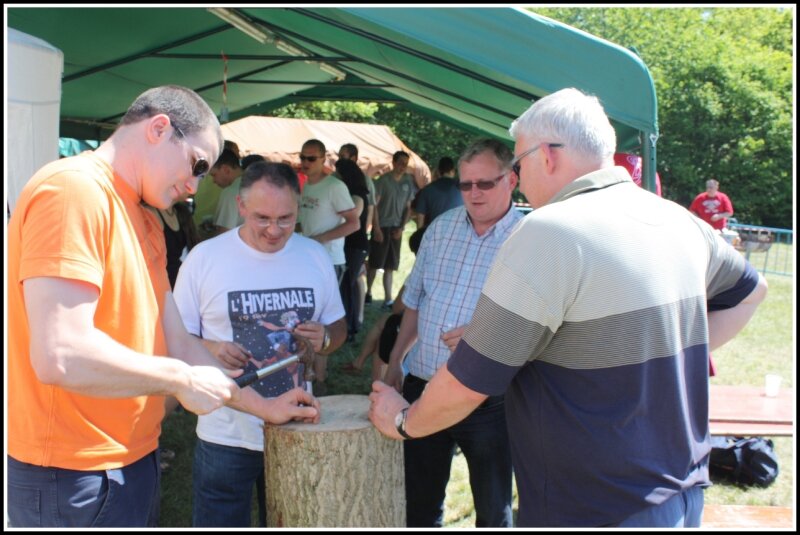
[382,138,522,528]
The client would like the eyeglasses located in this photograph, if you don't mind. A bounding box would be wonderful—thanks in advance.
[299,155,321,163]
[510,143,564,177]
[172,122,210,179]
[251,214,296,229]
[457,174,505,192]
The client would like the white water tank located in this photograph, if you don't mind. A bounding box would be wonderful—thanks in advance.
[7,28,63,213]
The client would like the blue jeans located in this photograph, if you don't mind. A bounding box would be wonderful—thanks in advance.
[403,375,513,527]
[617,486,704,527]
[192,438,266,527]
[7,451,160,527]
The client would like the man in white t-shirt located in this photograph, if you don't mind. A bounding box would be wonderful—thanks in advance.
[297,139,359,389]
[297,138,360,283]
[210,148,243,234]
[174,161,346,527]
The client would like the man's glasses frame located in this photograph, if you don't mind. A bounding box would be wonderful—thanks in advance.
[172,122,210,179]
[510,143,564,177]
[457,174,505,192]
[299,155,321,163]
[250,214,296,229]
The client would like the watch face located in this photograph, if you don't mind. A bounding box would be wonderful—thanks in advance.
[394,410,404,428]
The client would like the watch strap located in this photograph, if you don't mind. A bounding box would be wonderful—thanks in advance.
[396,407,413,440]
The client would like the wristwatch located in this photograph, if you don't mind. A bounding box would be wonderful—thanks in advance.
[394,407,413,440]
[321,327,331,352]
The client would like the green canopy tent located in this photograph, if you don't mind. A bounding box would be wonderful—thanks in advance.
[7,6,659,191]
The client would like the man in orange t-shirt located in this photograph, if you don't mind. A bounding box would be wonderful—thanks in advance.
[7,85,319,528]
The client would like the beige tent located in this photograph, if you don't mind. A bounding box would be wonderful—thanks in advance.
[220,116,431,188]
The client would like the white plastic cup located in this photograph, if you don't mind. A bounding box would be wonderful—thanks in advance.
[764,374,782,398]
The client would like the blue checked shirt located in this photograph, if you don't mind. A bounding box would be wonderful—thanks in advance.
[402,205,523,380]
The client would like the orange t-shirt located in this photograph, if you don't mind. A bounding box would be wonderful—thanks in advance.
[7,152,170,470]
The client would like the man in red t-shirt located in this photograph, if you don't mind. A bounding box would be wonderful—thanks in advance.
[689,178,734,230]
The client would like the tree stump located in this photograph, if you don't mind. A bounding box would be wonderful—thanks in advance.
[263,394,405,527]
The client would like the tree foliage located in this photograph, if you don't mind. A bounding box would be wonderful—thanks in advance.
[272,8,793,227]
[535,7,793,228]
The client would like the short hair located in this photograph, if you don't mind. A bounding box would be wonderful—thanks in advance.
[212,148,241,170]
[392,151,410,164]
[241,154,266,169]
[240,161,301,199]
[224,140,241,159]
[437,156,455,175]
[302,139,326,156]
[457,138,513,171]
[119,85,223,153]
[509,88,616,165]
[706,179,719,188]
[335,158,369,197]
[340,143,358,159]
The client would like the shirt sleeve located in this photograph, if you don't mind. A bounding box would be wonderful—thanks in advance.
[173,245,204,336]
[331,179,356,214]
[19,170,109,290]
[399,226,431,310]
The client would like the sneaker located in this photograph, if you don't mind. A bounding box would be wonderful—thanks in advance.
[383,300,394,309]
[364,294,373,304]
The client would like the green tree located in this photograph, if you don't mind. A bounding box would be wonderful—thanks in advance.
[535,7,793,228]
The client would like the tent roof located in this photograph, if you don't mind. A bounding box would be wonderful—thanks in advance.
[7,6,657,153]
[220,116,431,185]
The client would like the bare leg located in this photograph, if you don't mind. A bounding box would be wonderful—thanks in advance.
[383,269,394,303]
[314,354,328,384]
[356,265,367,326]
[371,355,387,382]
[366,267,378,298]
[344,313,389,374]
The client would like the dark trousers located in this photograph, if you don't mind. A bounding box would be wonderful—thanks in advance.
[192,438,266,527]
[7,451,160,527]
[340,247,368,335]
[402,375,514,527]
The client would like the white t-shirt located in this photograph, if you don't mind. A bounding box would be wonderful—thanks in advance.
[298,174,355,265]
[214,176,243,230]
[174,230,345,451]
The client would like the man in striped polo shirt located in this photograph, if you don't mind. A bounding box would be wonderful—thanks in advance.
[369,88,767,528]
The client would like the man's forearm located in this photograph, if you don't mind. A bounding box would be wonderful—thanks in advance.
[708,273,768,350]
[403,363,486,438]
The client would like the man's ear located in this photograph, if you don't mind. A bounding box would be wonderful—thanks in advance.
[147,114,172,144]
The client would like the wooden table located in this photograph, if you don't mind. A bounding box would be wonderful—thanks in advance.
[709,384,794,436]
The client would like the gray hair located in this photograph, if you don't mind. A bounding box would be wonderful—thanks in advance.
[458,138,514,171]
[509,88,616,165]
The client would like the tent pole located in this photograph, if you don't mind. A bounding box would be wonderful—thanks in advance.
[642,130,658,194]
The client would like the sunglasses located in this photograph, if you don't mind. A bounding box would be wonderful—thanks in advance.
[510,143,564,177]
[299,155,321,163]
[457,174,505,192]
[172,123,210,178]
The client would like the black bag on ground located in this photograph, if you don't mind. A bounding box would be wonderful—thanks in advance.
[708,436,779,487]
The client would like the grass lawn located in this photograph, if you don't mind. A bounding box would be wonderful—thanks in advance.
[158,227,794,527]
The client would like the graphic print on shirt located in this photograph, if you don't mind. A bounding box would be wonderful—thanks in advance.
[702,198,722,214]
[229,287,315,398]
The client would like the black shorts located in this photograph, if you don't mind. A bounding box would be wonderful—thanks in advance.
[378,312,404,364]
[368,227,402,271]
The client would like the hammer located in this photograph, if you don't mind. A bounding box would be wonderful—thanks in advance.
[234,334,316,388]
